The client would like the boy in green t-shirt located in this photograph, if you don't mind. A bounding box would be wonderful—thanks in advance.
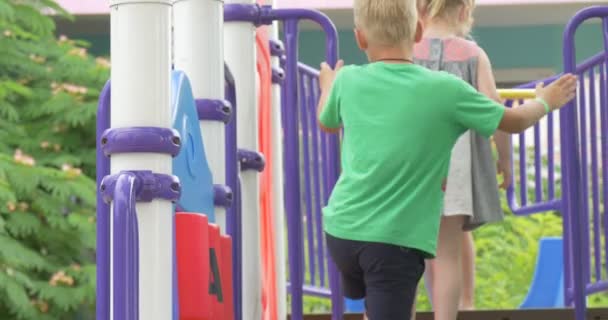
[317,0,577,319]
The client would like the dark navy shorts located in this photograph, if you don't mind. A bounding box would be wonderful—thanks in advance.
[326,233,425,320]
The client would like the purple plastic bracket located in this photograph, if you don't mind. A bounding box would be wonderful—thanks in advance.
[224,3,274,26]
[269,39,285,57]
[238,149,266,172]
[214,184,234,208]
[196,99,234,124]
[101,171,181,204]
[101,127,181,157]
[272,67,285,84]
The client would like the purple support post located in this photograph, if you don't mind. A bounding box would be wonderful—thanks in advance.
[578,75,591,284]
[533,123,542,202]
[547,111,555,199]
[601,60,608,278]
[224,64,242,320]
[561,6,608,320]
[588,67,601,281]
[283,19,305,320]
[96,82,111,320]
[299,74,317,285]
[309,77,326,287]
[518,103,528,207]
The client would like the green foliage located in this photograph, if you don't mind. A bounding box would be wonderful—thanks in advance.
[0,0,107,318]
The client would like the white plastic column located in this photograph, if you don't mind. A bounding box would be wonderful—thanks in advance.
[109,1,173,320]
[268,4,287,319]
[173,0,226,231]
[224,0,263,317]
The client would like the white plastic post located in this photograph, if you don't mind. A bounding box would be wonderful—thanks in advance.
[268,5,287,320]
[224,0,263,317]
[173,0,226,231]
[109,1,173,319]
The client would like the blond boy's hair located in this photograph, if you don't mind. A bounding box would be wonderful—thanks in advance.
[353,0,418,46]
[417,0,475,36]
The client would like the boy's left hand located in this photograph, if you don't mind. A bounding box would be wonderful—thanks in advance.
[319,60,344,92]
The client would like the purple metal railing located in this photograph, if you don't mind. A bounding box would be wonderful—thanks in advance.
[292,62,332,298]
[505,52,607,217]
[503,6,608,320]
[225,5,343,320]
[279,13,343,320]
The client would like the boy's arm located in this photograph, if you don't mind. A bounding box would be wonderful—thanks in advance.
[477,49,512,188]
[317,60,344,134]
[451,72,577,138]
[498,74,577,133]
[317,87,340,134]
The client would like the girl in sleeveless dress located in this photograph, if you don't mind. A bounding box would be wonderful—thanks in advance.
[413,1,512,319]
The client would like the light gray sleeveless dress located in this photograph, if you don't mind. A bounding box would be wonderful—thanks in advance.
[413,38,504,230]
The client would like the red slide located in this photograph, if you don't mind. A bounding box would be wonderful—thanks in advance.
[256,16,279,320]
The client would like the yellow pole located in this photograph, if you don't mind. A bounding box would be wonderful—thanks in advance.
[497,89,536,100]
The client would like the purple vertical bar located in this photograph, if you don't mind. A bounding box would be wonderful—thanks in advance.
[578,74,591,284]
[283,19,305,320]
[225,66,242,320]
[588,67,602,282]
[548,111,556,199]
[130,202,139,320]
[600,61,608,279]
[533,123,543,202]
[112,173,138,320]
[310,77,327,287]
[96,82,111,320]
[561,8,603,319]
[320,132,329,201]
[299,72,317,285]
[519,102,528,206]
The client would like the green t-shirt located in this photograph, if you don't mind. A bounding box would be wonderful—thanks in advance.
[319,62,505,256]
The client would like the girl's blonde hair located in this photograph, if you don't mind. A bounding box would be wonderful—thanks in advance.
[417,0,475,36]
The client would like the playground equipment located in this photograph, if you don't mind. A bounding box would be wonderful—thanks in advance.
[97,0,340,319]
[520,237,565,308]
[96,1,607,320]
[503,6,608,320]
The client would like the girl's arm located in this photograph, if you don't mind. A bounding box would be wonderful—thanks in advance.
[477,49,512,188]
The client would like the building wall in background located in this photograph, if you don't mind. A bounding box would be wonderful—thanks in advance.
[73,23,603,79]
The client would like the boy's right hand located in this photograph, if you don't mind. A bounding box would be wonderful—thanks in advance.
[535,74,578,111]
[319,60,344,92]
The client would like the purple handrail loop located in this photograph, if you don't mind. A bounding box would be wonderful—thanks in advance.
[100,171,181,320]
